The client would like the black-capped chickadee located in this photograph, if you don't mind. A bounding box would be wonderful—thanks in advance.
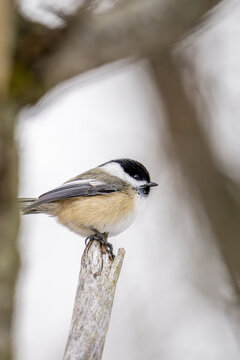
[20,158,158,259]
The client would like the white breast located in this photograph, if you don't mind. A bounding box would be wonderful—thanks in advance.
[105,193,146,237]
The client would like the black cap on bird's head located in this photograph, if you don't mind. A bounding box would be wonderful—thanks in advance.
[106,158,158,196]
[112,158,150,182]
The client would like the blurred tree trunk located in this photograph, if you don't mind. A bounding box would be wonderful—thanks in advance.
[150,49,240,295]
[0,1,19,360]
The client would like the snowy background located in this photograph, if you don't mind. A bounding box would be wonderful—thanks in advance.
[15,1,240,359]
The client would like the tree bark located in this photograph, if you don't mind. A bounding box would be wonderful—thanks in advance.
[0,0,14,99]
[63,241,125,360]
[0,104,19,360]
[0,2,19,360]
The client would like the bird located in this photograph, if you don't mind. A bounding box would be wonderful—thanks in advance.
[19,158,158,259]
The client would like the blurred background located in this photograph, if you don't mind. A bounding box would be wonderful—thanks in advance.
[1,0,240,359]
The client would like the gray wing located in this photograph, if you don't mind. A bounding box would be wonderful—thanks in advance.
[27,179,122,209]
[38,179,121,203]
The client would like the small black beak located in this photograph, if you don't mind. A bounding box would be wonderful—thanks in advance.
[147,181,158,187]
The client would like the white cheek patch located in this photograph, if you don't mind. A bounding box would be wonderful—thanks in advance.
[102,162,146,188]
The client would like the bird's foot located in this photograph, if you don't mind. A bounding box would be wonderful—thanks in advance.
[86,229,115,260]
[85,234,99,246]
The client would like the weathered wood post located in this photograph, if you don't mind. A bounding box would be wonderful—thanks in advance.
[63,241,125,360]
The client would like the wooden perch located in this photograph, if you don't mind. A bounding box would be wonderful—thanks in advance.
[63,241,125,360]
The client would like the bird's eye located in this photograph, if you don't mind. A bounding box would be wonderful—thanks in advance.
[134,174,140,180]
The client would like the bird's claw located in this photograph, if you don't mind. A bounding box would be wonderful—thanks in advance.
[85,230,115,260]
[85,234,99,246]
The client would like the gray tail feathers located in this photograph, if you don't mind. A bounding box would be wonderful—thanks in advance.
[18,198,40,214]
